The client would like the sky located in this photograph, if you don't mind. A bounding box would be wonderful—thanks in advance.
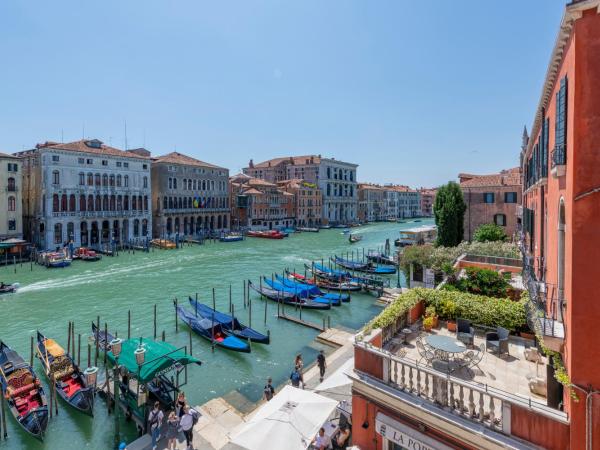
[0,0,565,187]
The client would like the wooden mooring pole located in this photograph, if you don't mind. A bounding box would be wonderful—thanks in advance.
[30,335,34,367]
[175,298,179,331]
[153,304,157,340]
[77,334,81,367]
[0,389,6,439]
[127,310,131,340]
[67,321,72,355]
[95,316,100,366]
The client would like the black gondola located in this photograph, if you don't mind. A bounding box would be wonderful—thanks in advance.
[36,331,94,416]
[0,341,48,441]
[248,280,331,310]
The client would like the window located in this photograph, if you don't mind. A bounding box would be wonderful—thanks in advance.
[102,160,108,166]
[7,177,16,192]
[168,178,173,189]
[52,170,60,185]
[483,193,495,203]
[102,174,108,186]
[123,162,129,168]
[7,163,18,172]
[494,214,507,226]
[173,178,178,189]
[110,175,115,186]
[78,157,85,164]
[504,192,517,203]
[124,175,129,187]
[86,159,93,165]
[52,155,59,162]
[79,172,85,185]
[61,194,67,211]
[80,195,86,212]
[54,223,62,244]
[143,176,148,188]
[8,220,15,231]
[95,173,101,186]
[53,194,59,212]
[116,175,122,187]
[116,161,122,167]
[7,196,15,211]
[69,194,76,212]
[143,164,148,170]
[553,76,568,166]
[183,179,187,190]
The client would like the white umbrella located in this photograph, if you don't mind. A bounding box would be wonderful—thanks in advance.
[314,357,354,393]
[230,385,338,450]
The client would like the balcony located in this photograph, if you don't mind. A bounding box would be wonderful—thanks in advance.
[550,145,566,178]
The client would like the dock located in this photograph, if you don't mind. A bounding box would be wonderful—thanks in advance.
[276,310,326,331]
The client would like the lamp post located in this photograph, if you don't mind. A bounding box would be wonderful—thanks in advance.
[111,338,123,449]
[83,366,98,411]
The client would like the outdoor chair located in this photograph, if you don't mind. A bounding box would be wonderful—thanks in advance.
[486,327,510,356]
[456,318,475,347]
[416,338,434,366]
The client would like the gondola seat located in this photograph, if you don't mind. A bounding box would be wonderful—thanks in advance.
[8,382,35,398]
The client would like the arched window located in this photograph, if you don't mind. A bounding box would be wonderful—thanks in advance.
[52,170,60,185]
[54,223,62,244]
[69,194,76,212]
[143,196,148,211]
[110,195,116,211]
[61,194,68,211]
[202,180,206,190]
[124,195,129,211]
[178,197,182,209]
[138,195,143,211]
[173,178,178,189]
[88,173,94,186]
[79,195,86,212]
[53,194,59,212]
[133,219,140,237]
[193,180,197,190]
[142,219,148,236]
[163,197,168,209]
[67,222,74,241]
[95,196,102,211]
[183,197,188,209]
[79,172,85,185]
[88,195,94,211]
[494,214,507,226]
[103,195,109,211]
[132,196,137,211]
[117,195,122,211]
[183,179,187,190]
[117,175,122,187]
[143,176,148,189]
[7,196,15,211]
[169,197,173,209]
[110,174,115,186]
[102,174,108,186]
[7,177,16,191]
[124,175,129,187]
[95,173,101,186]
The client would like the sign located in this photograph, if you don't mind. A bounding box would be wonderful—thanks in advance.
[424,269,435,289]
[376,413,454,450]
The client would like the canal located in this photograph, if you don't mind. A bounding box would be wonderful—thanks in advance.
[0,219,432,449]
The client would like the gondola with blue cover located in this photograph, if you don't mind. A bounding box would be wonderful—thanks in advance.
[176,306,251,353]
[332,256,396,275]
[263,277,341,306]
[276,274,350,302]
[188,298,270,344]
[248,280,331,310]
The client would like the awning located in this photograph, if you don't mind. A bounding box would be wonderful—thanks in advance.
[107,338,201,384]
[375,412,454,450]
[230,385,337,450]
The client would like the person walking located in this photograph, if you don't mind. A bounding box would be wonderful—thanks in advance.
[180,404,199,449]
[166,410,180,450]
[148,401,164,450]
[176,391,187,418]
[290,368,301,388]
[317,350,327,382]
[263,377,275,401]
[294,354,305,389]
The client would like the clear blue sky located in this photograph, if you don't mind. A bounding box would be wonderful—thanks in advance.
[0,0,565,187]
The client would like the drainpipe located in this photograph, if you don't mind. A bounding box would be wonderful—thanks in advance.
[570,384,600,450]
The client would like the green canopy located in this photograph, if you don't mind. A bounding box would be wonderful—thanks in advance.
[107,338,201,384]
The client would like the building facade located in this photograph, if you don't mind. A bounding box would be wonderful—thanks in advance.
[520,2,600,449]
[277,179,322,227]
[151,152,229,238]
[230,174,295,230]
[0,153,22,241]
[418,188,437,217]
[459,168,521,241]
[358,184,386,222]
[243,155,358,225]
[383,188,399,220]
[391,186,421,218]
[17,139,152,250]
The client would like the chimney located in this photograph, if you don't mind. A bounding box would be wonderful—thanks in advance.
[249,159,254,168]
[458,173,474,183]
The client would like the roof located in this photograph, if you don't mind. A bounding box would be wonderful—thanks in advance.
[240,187,263,195]
[153,152,225,170]
[35,139,151,160]
[107,338,200,384]
[460,168,521,188]
[0,152,19,160]
[249,155,321,169]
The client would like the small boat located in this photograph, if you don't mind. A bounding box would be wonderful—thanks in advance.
[45,252,71,268]
[36,332,94,416]
[248,280,331,310]
[151,239,177,249]
[176,306,251,353]
[0,341,49,440]
[219,233,244,242]
[333,224,349,229]
[349,235,363,243]
[263,278,341,306]
[414,219,422,222]
[0,282,18,295]
[74,247,102,261]
[366,252,397,266]
[341,229,350,235]
[276,274,350,302]
[332,256,396,275]
[246,230,285,239]
[318,225,332,229]
[297,227,319,233]
[290,271,362,292]
[188,298,270,344]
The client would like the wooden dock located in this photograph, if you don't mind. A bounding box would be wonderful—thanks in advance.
[277,311,326,331]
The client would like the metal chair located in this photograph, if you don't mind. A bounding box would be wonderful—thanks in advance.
[416,337,434,365]
[486,327,510,356]
[471,343,485,370]
[456,318,475,347]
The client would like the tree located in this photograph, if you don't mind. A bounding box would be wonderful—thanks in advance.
[473,223,507,243]
[434,181,466,247]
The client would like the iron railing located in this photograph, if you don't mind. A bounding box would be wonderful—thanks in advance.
[551,144,566,168]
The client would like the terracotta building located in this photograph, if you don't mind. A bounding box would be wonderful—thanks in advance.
[151,152,229,238]
[229,174,295,230]
[459,168,521,241]
[277,179,322,227]
[520,1,600,449]
[418,188,437,217]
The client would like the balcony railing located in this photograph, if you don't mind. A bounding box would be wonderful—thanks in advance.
[462,254,522,268]
[551,144,566,168]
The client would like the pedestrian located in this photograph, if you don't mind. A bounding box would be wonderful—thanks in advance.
[118,442,127,450]
[180,404,200,449]
[148,401,164,450]
[166,410,179,450]
[176,391,187,418]
[317,350,327,382]
[311,427,330,450]
[263,377,275,401]
[294,354,305,388]
[290,368,301,388]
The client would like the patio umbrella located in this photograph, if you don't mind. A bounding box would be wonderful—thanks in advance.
[230,385,338,450]
[314,357,354,394]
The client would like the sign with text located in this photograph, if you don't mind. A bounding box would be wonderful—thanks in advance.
[376,413,454,450]
[424,268,435,288]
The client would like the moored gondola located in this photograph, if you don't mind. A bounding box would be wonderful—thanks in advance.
[290,271,362,292]
[332,256,396,275]
[36,331,94,417]
[263,277,341,306]
[248,280,331,310]
[177,306,251,353]
[275,274,350,302]
[188,298,270,344]
[0,341,49,441]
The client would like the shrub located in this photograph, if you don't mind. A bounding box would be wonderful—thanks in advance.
[423,316,435,329]
[425,305,436,317]
[367,289,422,331]
[473,223,508,243]
[451,266,511,298]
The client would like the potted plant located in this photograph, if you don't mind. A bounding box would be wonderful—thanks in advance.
[423,316,435,332]
[441,299,458,332]
[425,305,438,328]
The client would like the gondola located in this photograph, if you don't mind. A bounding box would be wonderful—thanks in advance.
[176,306,251,353]
[36,331,94,417]
[91,323,176,409]
[188,298,270,344]
[309,263,352,282]
[263,278,341,306]
[248,280,331,310]
[332,256,396,275]
[366,252,397,266]
[276,275,350,302]
[0,341,48,441]
[290,271,362,292]
[348,235,363,243]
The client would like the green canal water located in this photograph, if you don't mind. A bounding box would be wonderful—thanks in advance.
[0,219,433,449]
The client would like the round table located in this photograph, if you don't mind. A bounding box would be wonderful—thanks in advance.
[425,335,466,360]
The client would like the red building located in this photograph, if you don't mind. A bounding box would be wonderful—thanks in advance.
[521,1,600,448]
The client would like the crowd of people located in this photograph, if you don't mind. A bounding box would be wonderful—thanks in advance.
[146,393,200,450]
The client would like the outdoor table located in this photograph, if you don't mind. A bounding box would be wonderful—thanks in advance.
[322,421,339,448]
[425,335,466,361]
[400,328,412,344]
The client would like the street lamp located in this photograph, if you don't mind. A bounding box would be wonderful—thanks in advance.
[110,338,123,449]
[83,366,98,411]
